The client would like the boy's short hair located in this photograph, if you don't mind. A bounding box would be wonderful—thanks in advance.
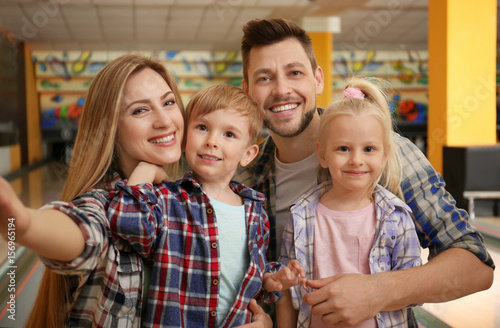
[241,18,318,83]
[186,84,264,143]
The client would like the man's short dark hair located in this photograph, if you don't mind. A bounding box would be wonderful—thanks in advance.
[241,18,318,82]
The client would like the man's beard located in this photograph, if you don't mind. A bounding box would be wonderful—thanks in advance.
[264,104,316,138]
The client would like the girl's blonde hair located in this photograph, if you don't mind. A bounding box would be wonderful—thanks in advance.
[185,83,263,143]
[318,76,402,198]
[25,54,184,328]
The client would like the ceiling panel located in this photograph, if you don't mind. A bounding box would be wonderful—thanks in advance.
[37,28,71,39]
[237,0,259,7]
[61,5,99,18]
[256,0,300,6]
[135,6,169,18]
[62,0,93,4]
[94,0,133,5]
[169,7,205,18]
[98,6,133,18]
[178,0,213,4]
[0,4,24,16]
[133,0,176,5]
[0,1,496,51]
[1,0,37,3]
[72,31,104,42]
[235,8,274,20]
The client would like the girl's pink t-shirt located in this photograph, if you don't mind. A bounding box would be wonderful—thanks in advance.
[310,202,377,328]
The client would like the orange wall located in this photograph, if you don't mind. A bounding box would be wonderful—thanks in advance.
[428,0,497,172]
[25,44,42,164]
[308,32,333,109]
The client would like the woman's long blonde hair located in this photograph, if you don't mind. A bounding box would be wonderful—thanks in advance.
[318,76,403,199]
[25,54,184,328]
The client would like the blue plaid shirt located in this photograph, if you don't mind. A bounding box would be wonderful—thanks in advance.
[107,173,282,327]
[234,109,494,327]
[234,109,494,269]
[281,183,423,328]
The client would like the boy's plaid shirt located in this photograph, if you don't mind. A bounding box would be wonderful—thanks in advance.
[107,174,281,327]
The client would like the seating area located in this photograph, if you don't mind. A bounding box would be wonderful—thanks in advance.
[443,145,500,220]
[463,191,500,220]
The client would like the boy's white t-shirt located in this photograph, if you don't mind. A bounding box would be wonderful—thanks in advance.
[275,151,319,256]
[310,201,377,328]
[209,197,249,326]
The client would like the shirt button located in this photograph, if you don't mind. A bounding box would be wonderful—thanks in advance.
[211,310,217,317]
[207,208,213,214]
[211,242,218,248]
[213,279,219,285]
[369,258,373,264]
[381,239,386,245]
[376,313,381,318]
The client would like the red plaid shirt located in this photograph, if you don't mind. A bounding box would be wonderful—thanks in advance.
[107,173,282,327]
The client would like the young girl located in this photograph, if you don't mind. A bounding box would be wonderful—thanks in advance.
[278,77,422,328]
[108,84,305,327]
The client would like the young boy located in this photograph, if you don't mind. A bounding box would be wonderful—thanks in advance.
[107,84,304,327]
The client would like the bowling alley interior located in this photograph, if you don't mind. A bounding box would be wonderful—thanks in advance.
[0,0,500,327]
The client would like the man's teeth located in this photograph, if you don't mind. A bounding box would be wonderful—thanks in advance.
[149,135,174,143]
[271,104,298,113]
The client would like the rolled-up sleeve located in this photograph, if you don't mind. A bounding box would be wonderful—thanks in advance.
[38,190,111,275]
[394,133,494,268]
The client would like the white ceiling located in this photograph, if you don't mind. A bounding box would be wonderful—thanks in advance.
[0,0,476,52]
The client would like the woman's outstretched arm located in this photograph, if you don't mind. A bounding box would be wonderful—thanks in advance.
[0,177,85,261]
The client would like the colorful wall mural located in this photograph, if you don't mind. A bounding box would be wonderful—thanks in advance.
[333,50,428,125]
[33,49,430,148]
[33,50,245,135]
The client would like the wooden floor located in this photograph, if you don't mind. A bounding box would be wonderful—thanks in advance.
[0,162,499,327]
[420,227,500,328]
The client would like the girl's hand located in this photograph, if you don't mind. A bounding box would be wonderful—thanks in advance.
[264,260,306,292]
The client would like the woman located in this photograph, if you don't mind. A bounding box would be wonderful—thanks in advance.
[0,54,270,327]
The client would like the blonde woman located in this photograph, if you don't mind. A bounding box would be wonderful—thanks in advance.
[0,55,270,328]
[278,77,423,328]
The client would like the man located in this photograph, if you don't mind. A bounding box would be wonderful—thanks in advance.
[235,17,494,327]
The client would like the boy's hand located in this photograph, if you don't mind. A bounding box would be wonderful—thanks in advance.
[263,260,306,292]
[236,299,272,328]
[127,162,169,185]
[0,177,31,240]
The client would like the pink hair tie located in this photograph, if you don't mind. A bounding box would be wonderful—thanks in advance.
[342,87,365,99]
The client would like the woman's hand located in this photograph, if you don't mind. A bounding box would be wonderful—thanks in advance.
[0,177,31,241]
[0,176,85,261]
